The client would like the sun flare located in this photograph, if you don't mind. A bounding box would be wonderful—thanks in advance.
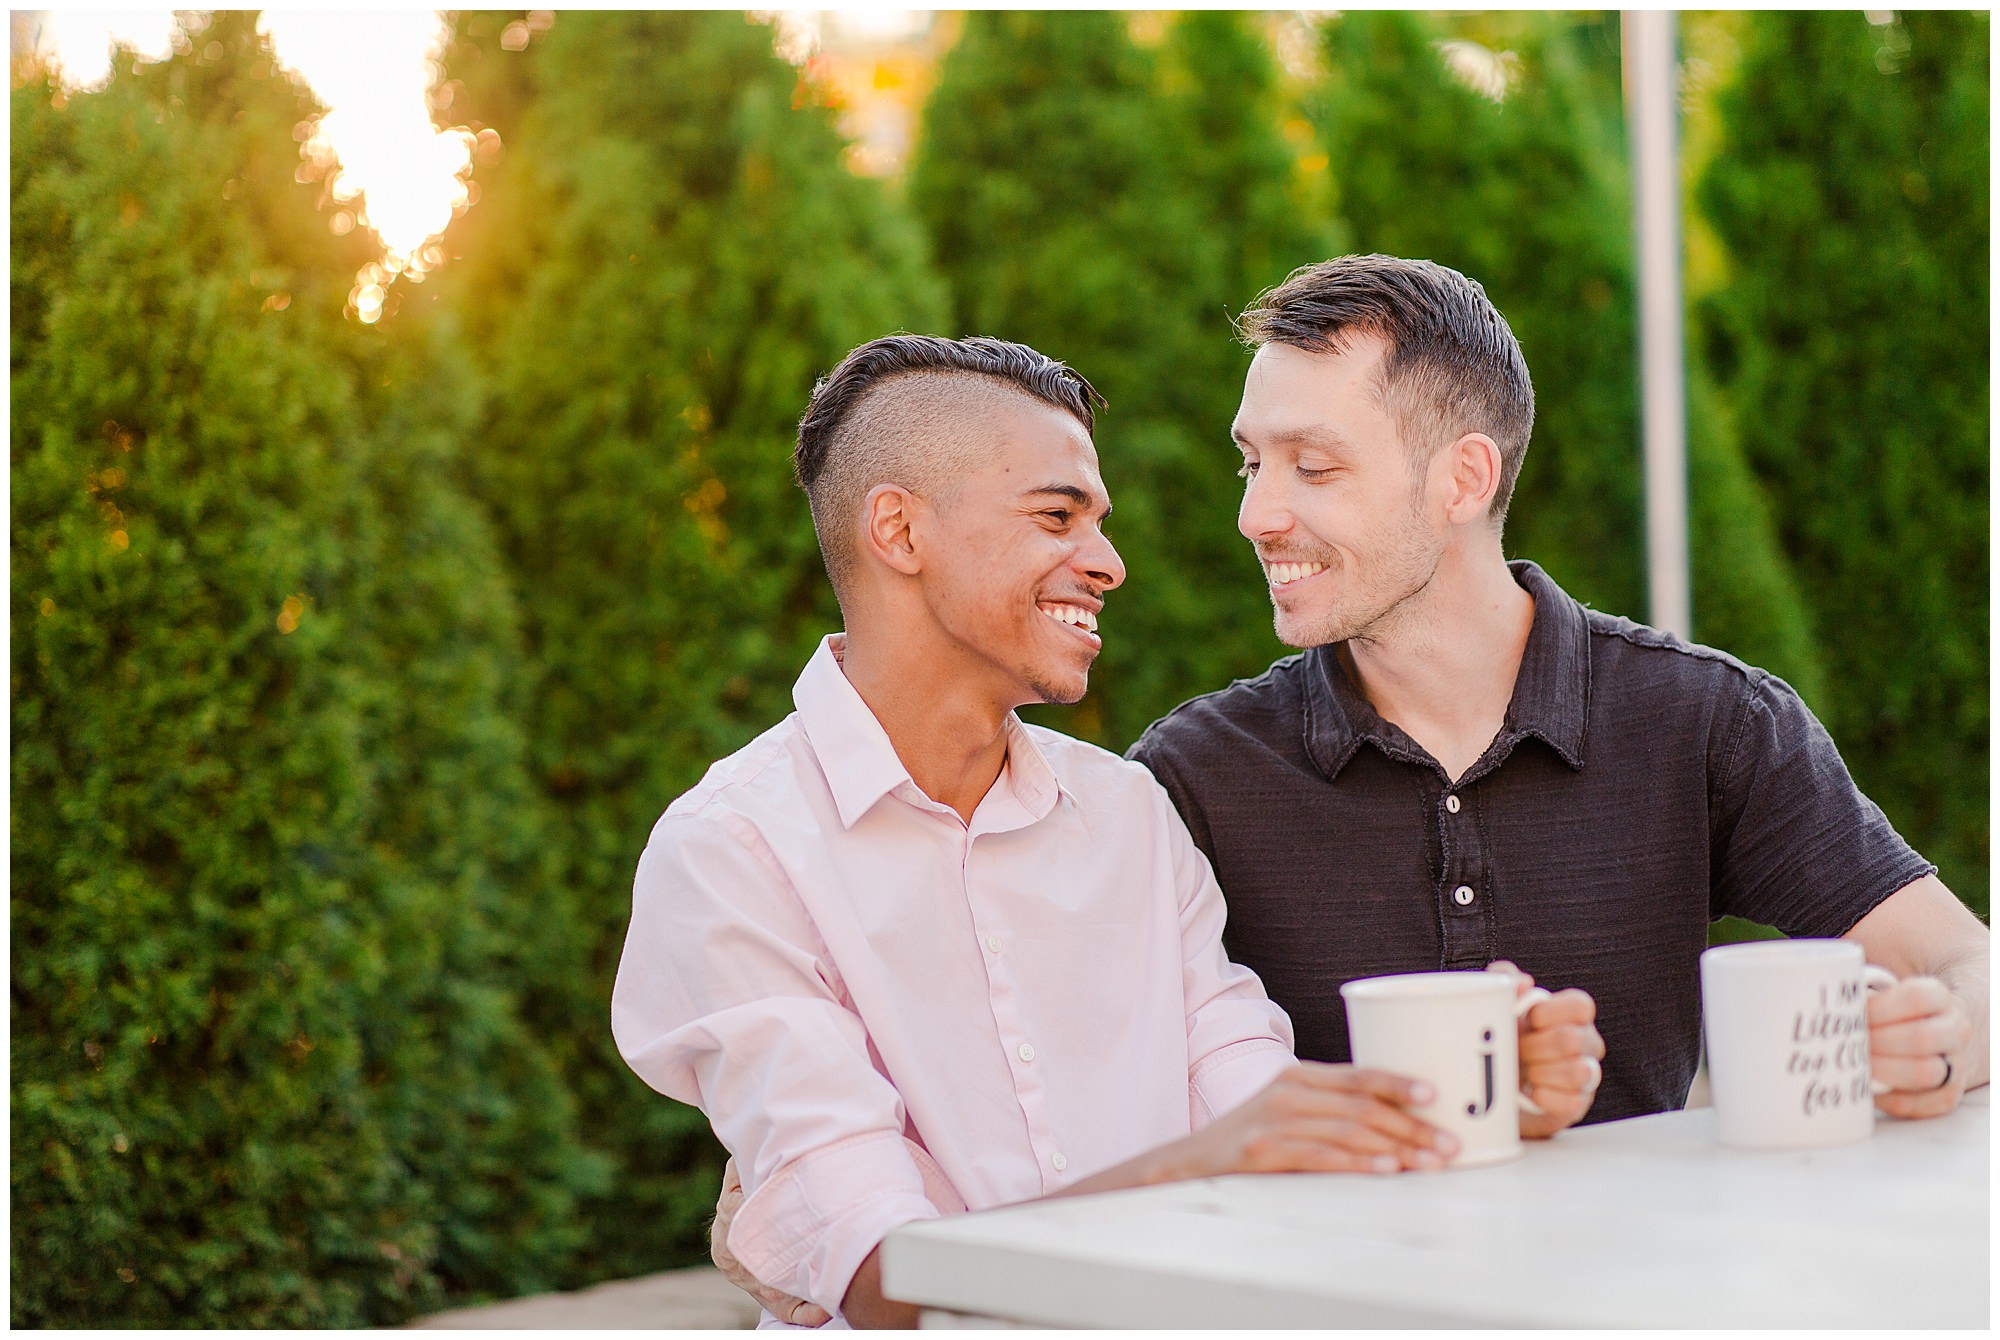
[23,10,475,304]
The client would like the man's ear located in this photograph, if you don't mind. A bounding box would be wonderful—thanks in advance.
[1440,432,1504,526]
[862,483,925,576]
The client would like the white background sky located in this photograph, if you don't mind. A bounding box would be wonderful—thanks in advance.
[23,10,472,266]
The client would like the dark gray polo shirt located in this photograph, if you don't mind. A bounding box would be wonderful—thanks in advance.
[1128,560,1935,1124]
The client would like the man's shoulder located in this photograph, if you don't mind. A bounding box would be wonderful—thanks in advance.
[1581,605,1775,701]
[1126,654,1310,766]
[1020,720,1171,799]
[655,714,816,838]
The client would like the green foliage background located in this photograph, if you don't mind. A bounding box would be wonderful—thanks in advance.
[10,9,1986,1326]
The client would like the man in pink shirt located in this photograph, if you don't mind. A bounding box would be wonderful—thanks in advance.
[612,335,1599,1327]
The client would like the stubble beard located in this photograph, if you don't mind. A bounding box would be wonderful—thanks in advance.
[1021,664,1086,705]
[1272,505,1448,651]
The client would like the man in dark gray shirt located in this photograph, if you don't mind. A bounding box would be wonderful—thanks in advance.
[1130,254,1986,1127]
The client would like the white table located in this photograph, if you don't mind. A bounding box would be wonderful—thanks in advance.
[882,1090,1988,1328]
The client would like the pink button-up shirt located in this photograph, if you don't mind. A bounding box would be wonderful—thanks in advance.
[612,635,1296,1318]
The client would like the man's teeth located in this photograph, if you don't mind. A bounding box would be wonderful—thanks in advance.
[1038,603,1099,633]
[1266,561,1328,586]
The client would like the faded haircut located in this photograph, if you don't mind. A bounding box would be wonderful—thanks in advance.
[1237,255,1537,527]
[794,334,1103,607]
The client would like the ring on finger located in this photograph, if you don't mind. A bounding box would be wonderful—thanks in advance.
[1930,1055,1954,1092]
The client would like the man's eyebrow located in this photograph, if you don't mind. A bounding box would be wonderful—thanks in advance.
[1024,483,1111,518]
[1231,424,1356,453]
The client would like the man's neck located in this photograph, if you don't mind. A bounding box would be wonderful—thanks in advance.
[834,630,1015,825]
[1339,546,1535,784]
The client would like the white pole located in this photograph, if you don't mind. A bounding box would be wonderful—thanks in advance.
[1624,10,1692,640]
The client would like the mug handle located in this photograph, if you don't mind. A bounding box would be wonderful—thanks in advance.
[1513,985,1553,1115]
[1863,964,1898,1096]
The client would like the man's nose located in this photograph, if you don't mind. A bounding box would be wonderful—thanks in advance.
[1238,470,1292,542]
[1079,524,1126,592]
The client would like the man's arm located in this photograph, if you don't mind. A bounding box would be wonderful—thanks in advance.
[712,1059,1455,1325]
[613,810,943,1325]
[1704,672,1980,1123]
[1844,873,1989,1118]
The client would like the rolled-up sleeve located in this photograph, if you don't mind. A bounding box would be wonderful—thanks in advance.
[1152,784,1298,1127]
[611,805,941,1313]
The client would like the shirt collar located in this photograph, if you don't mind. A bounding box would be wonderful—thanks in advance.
[792,634,1066,830]
[1301,559,1590,782]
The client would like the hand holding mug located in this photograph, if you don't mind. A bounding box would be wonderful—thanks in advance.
[1865,973,1973,1121]
[1342,968,1568,1168]
[1489,961,1605,1138]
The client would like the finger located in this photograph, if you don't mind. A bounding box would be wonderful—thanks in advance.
[1246,1136,1428,1175]
[1522,1055,1602,1095]
[1253,1119,1410,1165]
[1522,988,1597,1033]
[1519,1022,1608,1064]
[1864,977,1954,1027]
[1869,1012,1971,1058]
[1292,1062,1437,1109]
[1871,1052,1955,1092]
[1528,1088,1592,1136]
[1274,1085,1456,1152]
[1270,1109,1454,1159]
[1876,1084,1961,1122]
[1487,960,1537,995]
[778,1298,833,1327]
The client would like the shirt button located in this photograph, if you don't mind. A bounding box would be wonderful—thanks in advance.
[1445,795,1461,814]
[1453,885,1476,906]
[1051,1152,1068,1172]
[1018,1042,1036,1063]
[986,934,1003,954]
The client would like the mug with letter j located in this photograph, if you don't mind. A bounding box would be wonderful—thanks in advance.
[1340,969,1548,1169]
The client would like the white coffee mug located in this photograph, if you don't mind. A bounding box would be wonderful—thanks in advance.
[1700,939,1896,1149]
[1340,970,1550,1169]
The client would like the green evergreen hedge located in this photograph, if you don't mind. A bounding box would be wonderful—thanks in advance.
[10,16,592,1325]
[1699,11,1989,915]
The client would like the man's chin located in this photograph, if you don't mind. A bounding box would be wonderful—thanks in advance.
[1027,666,1091,706]
[1272,609,1337,650]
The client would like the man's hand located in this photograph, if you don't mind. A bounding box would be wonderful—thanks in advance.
[1490,961,1604,1139]
[1867,975,1974,1120]
[712,1157,832,1328]
[1194,1062,1459,1173]
[1845,875,1989,1119]
[1064,1062,1457,1197]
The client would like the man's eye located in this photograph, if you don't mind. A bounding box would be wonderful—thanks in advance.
[1236,461,1259,479]
[1043,510,1073,525]
[1298,466,1336,481]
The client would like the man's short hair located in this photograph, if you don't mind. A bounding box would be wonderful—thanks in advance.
[1237,255,1536,526]
[794,334,1104,605]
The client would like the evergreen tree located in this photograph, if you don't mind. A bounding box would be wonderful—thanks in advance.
[1699,11,1989,914]
[909,11,1335,748]
[1311,10,1825,707]
[435,10,949,1281]
[11,13,587,1324]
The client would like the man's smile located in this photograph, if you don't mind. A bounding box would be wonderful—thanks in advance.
[1037,600,1102,648]
[1262,561,1329,590]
